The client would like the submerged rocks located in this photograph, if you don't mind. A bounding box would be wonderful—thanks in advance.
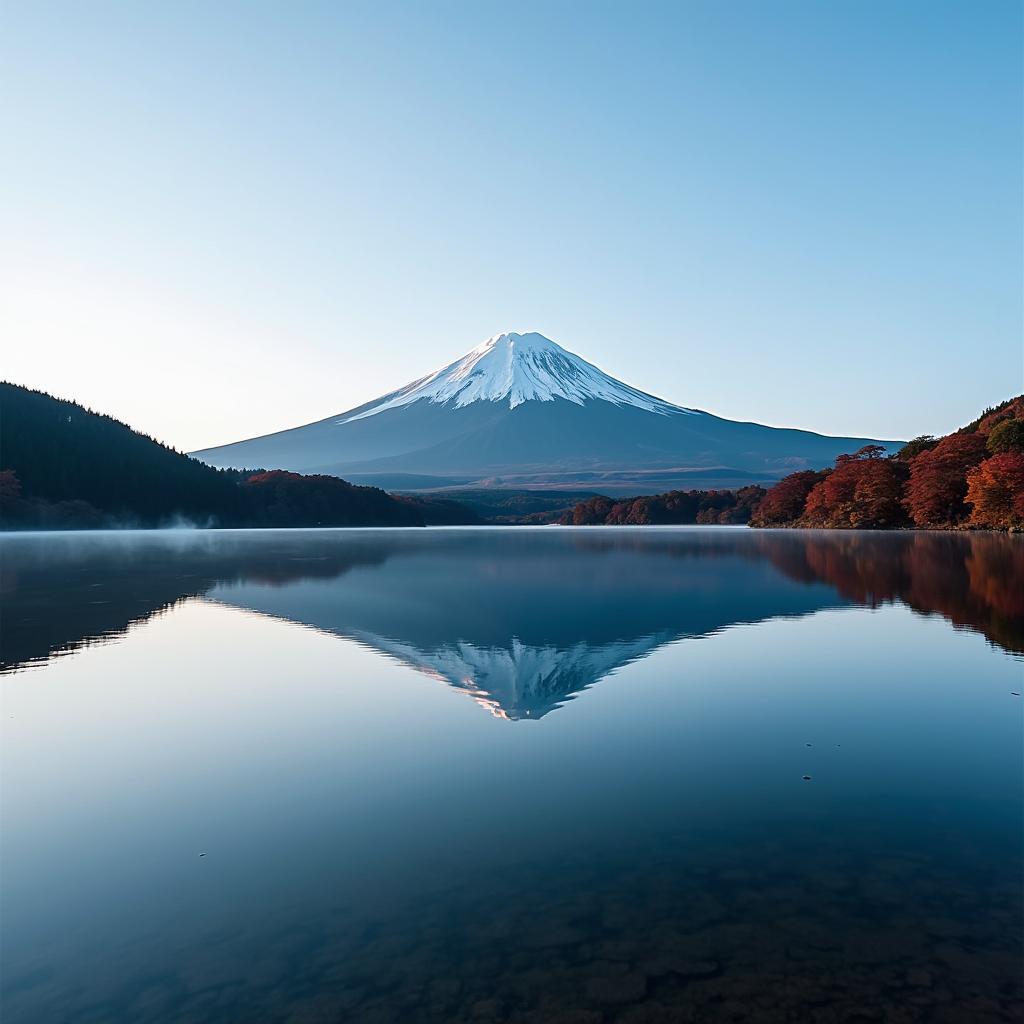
[585,971,647,1006]
[37,832,1020,1024]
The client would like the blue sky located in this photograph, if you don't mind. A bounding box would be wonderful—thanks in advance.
[3,0,1020,450]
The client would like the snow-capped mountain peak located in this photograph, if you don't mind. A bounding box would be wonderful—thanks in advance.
[192,329,903,484]
[347,630,675,720]
[337,331,692,424]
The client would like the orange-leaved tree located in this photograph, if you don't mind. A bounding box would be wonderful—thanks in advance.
[965,452,1024,530]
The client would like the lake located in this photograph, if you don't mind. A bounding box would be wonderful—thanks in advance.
[1,527,1021,1023]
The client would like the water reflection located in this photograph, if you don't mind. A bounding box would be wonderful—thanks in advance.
[3,530,1021,717]
[2,528,1021,1023]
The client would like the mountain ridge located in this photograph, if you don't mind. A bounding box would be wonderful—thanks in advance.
[192,331,903,489]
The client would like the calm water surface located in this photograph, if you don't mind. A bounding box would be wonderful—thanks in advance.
[1,528,1021,1023]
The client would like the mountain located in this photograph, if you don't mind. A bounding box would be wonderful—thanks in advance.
[202,529,846,718]
[0,382,465,528]
[192,332,902,490]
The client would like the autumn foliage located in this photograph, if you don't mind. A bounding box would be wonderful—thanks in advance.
[904,432,988,527]
[561,485,766,526]
[800,446,909,529]
[558,398,1024,532]
[748,470,825,527]
[751,396,1024,532]
[965,453,1024,530]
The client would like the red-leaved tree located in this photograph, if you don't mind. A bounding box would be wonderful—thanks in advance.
[904,431,989,527]
[802,446,908,529]
[965,453,1024,530]
[749,470,826,527]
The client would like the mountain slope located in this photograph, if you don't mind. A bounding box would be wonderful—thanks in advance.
[1,381,245,523]
[0,382,431,528]
[193,332,902,488]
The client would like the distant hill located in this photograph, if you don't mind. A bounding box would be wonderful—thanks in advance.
[0,383,476,529]
[414,488,607,524]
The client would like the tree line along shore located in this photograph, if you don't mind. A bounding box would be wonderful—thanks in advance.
[1,383,1021,532]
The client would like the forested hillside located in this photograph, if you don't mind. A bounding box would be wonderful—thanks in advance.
[0,383,474,528]
[555,397,1023,532]
[751,397,1024,530]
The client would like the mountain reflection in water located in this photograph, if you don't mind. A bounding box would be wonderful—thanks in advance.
[2,528,1020,719]
[3,527,1021,1024]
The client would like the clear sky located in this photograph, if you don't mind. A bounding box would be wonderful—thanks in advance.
[2,0,1021,451]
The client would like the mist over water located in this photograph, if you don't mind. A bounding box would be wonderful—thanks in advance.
[1,528,1021,1022]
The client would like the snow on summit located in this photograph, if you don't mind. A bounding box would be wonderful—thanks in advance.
[337,331,692,424]
[192,327,902,480]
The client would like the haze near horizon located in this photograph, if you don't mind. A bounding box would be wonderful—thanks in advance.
[2,1,1020,452]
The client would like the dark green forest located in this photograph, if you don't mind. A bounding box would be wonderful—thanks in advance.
[0,383,477,529]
